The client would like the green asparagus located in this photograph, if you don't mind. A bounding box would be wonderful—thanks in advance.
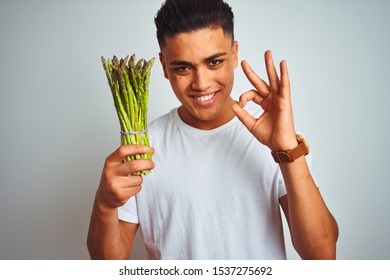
[101,54,155,176]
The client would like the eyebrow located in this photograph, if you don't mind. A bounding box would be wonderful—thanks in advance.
[169,52,228,66]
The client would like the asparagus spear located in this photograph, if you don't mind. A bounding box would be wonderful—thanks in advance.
[101,54,155,175]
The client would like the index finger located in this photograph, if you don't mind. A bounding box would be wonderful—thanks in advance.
[106,145,151,166]
[241,60,270,98]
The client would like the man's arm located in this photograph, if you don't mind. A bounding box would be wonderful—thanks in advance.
[278,158,338,259]
[87,204,138,259]
[232,50,338,259]
[87,145,154,259]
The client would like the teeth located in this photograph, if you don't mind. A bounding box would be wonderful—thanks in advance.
[196,93,215,102]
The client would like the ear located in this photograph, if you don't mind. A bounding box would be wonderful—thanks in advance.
[232,41,239,69]
[159,52,169,79]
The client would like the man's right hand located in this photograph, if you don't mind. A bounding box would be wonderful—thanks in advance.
[95,145,155,210]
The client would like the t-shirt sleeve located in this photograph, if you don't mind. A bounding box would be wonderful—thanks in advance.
[118,196,139,224]
[277,172,287,198]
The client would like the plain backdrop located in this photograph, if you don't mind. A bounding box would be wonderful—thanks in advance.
[0,0,389,260]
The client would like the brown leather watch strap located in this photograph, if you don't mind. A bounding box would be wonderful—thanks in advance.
[271,134,309,163]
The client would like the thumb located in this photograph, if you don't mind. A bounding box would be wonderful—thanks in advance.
[232,102,256,132]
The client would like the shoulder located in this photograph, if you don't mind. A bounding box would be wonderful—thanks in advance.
[147,108,178,147]
[148,108,177,131]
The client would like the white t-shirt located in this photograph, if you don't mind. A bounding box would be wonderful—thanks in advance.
[119,107,288,259]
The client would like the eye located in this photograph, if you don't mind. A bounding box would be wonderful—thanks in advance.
[174,66,190,73]
[209,59,223,67]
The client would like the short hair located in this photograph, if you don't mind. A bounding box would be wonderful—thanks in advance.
[154,0,234,48]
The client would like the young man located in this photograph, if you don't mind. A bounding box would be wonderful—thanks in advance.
[88,0,338,259]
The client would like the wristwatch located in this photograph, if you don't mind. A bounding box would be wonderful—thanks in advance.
[271,134,309,163]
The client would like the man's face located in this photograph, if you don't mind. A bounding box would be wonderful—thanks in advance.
[159,27,238,130]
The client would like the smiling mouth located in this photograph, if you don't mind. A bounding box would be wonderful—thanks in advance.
[195,92,216,102]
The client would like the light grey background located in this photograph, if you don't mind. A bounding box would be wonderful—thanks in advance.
[0,0,389,260]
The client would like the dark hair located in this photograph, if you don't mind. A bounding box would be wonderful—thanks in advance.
[155,0,234,48]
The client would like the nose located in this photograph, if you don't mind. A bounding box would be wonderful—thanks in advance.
[191,67,211,92]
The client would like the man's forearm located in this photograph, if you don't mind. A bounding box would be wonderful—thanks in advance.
[280,157,339,259]
[87,201,131,260]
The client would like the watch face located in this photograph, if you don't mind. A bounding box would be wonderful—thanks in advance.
[296,134,305,143]
[304,142,309,154]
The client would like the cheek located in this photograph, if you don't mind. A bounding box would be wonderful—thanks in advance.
[171,74,191,85]
[215,67,234,86]
[169,74,192,94]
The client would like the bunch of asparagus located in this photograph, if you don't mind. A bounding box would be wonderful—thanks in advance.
[101,54,155,176]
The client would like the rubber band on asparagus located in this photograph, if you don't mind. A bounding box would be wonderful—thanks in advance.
[120,129,148,135]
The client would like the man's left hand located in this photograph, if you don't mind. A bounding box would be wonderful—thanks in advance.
[232,50,298,151]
